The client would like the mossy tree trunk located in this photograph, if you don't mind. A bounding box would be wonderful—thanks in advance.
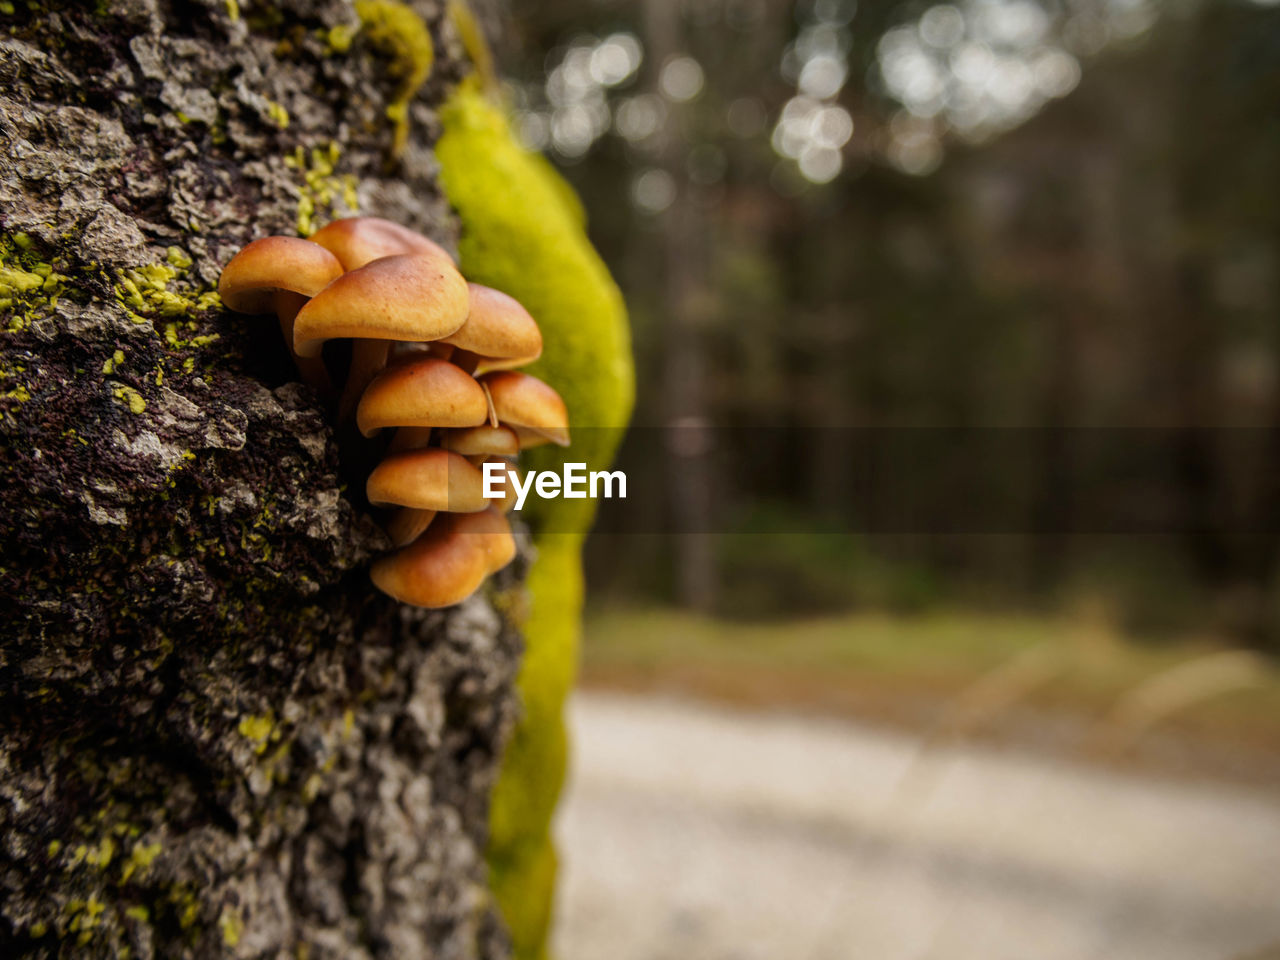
[0,2,524,957]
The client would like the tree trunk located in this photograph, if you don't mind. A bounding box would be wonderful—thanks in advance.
[0,2,523,957]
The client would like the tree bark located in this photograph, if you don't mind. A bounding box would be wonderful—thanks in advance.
[0,2,523,957]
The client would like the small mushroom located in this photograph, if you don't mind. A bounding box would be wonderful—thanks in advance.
[308,218,462,419]
[217,236,344,392]
[309,216,453,271]
[440,424,520,460]
[292,253,470,422]
[370,513,489,608]
[356,357,489,439]
[441,283,543,375]
[465,506,518,572]
[366,447,490,513]
[370,508,516,608]
[478,370,570,448]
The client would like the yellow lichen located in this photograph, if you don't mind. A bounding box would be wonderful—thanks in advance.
[84,836,115,868]
[238,712,275,754]
[113,258,220,330]
[285,143,360,236]
[354,0,434,157]
[110,384,147,414]
[165,246,193,270]
[120,841,161,883]
[219,908,243,947]
[0,235,66,331]
[326,23,356,54]
[102,349,125,374]
[436,81,634,960]
[266,100,290,130]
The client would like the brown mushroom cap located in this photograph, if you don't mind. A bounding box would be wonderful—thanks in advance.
[218,236,344,314]
[370,509,514,608]
[441,283,543,364]
[366,448,489,512]
[370,514,490,608]
[441,424,520,458]
[308,217,453,271]
[479,371,571,447]
[460,507,517,572]
[292,254,469,358]
[357,357,489,437]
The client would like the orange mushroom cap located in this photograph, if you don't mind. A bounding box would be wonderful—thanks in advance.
[366,448,489,512]
[308,216,454,271]
[441,283,543,365]
[440,424,520,459]
[356,357,489,438]
[370,514,490,608]
[218,236,344,314]
[479,371,571,448]
[370,508,515,608]
[462,507,517,572]
[292,254,469,358]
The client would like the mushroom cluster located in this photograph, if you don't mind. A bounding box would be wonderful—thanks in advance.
[218,217,570,608]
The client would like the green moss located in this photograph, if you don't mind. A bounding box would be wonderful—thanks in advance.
[447,0,496,92]
[354,0,434,157]
[436,81,634,960]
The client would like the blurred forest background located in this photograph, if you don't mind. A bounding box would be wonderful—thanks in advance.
[488,3,1280,949]
[495,0,1280,644]
[494,0,1280,730]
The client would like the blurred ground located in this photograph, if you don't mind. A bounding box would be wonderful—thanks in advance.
[555,692,1280,960]
[580,608,1280,787]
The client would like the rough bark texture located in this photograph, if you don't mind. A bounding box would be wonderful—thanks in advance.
[0,1,523,957]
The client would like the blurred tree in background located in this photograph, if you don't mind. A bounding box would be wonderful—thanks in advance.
[498,0,1280,643]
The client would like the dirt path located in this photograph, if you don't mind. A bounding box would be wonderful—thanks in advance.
[554,692,1280,960]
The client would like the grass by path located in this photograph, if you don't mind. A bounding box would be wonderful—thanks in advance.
[580,606,1280,786]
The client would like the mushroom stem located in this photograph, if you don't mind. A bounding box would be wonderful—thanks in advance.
[428,342,457,362]
[387,426,434,454]
[338,338,390,425]
[273,289,333,395]
[386,507,436,547]
[451,349,481,375]
[480,381,499,428]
